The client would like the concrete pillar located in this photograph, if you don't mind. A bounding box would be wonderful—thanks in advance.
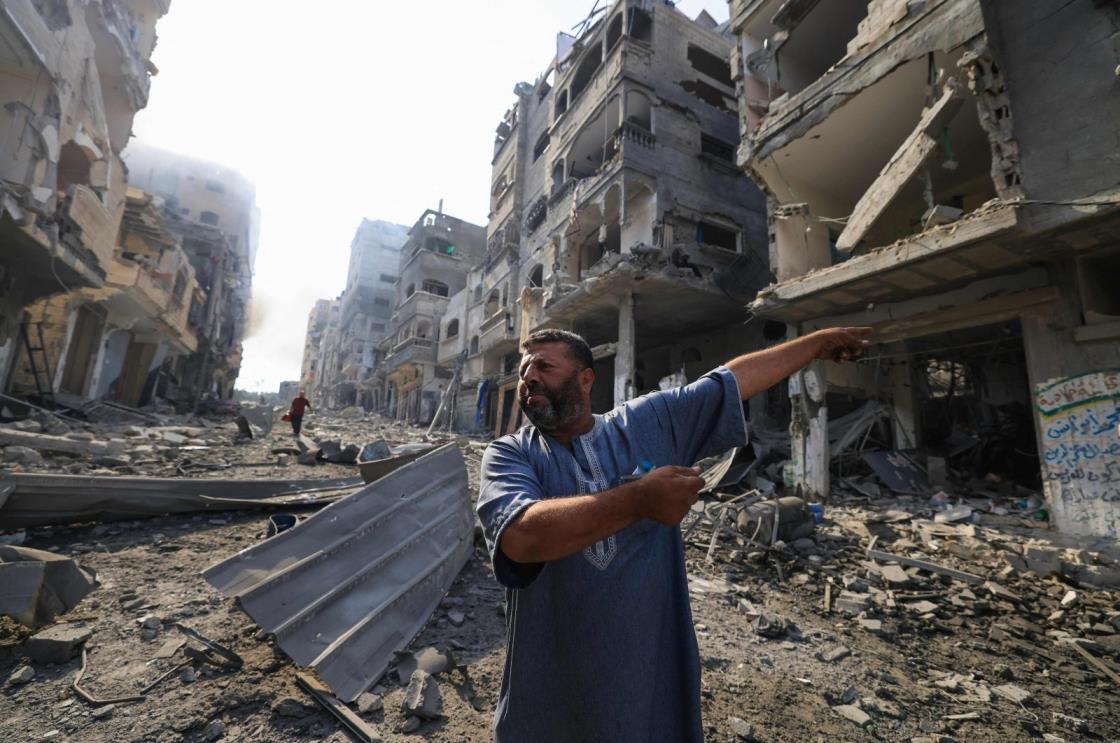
[613,292,635,407]
[789,360,828,500]
[887,343,918,449]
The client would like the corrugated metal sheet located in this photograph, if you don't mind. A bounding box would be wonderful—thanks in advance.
[202,443,473,702]
[0,472,365,529]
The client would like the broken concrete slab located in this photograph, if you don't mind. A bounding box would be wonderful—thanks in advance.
[359,441,392,462]
[3,446,44,466]
[0,429,122,457]
[394,646,453,681]
[24,623,92,664]
[832,704,871,726]
[992,684,1032,705]
[0,545,97,627]
[7,664,34,685]
[402,670,443,720]
[322,443,360,465]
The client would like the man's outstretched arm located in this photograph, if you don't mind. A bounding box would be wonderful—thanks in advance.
[726,327,873,400]
[499,466,703,564]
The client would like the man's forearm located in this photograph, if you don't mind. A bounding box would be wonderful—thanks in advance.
[726,334,820,400]
[500,483,641,564]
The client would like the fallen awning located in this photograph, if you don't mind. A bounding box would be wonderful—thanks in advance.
[202,443,473,702]
[0,472,365,529]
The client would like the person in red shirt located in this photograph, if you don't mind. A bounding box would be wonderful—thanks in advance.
[289,391,312,436]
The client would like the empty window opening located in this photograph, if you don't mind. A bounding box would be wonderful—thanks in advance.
[485,290,501,317]
[205,179,225,193]
[405,283,415,297]
[556,90,569,117]
[533,132,551,162]
[625,90,652,131]
[425,237,456,255]
[57,142,92,193]
[606,13,623,50]
[551,160,567,193]
[422,279,449,297]
[628,8,652,42]
[697,221,738,251]
[379,273,396,283]
[199,211,220,226]
[570,45,604,102]
[700,133,735,163]
[374,297,391,307]
[687,44,733,88]
[470,335,480,355]
[679,79,735,113]
[771,0,868,95]
[446,319,460,338]
[1077,249,1120,324]
[528,264,544,288]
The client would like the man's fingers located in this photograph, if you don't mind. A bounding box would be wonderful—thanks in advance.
[844,326,874,337]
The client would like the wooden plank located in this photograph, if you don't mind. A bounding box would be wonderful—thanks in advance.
[867,548,985,584]
[837,83,965,252]
[1069,641,1120,687]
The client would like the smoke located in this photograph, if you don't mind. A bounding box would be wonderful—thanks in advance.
[243,295,270,341]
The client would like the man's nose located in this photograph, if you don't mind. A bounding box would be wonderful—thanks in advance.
[521,364,540,385]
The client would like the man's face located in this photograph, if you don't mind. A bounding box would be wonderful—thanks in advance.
[517,343,591,432]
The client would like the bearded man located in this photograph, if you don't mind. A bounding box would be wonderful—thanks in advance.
[477,327,872,742]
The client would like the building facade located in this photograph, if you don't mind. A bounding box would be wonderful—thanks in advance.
[0,0,172,396]
[730,0,1120,538]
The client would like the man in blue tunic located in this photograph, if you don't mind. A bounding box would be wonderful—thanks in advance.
[478,327,871,742]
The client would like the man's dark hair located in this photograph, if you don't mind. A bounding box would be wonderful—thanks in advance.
[523,329,594,370]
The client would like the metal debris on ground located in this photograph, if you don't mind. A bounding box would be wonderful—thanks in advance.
[202,444,473,701]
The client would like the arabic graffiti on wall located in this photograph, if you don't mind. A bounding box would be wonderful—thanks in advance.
[1036,369,1120,538]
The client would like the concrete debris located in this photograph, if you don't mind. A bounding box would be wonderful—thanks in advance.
[753,612,790,639]
[356,692,384,715]
[0,545,97,627]
[394,646,453,681]
[402,670,443,720]
[0,429,122,457]
[24,624,93,664]
[832,704,871,726]
[7,665,35,686]
[992,684,1032,705]
[728,716,754,740]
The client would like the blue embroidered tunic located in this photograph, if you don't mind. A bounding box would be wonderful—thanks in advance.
[477,367,748,743]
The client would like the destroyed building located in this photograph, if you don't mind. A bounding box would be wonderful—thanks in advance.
[0,0,171,400]
[729,0,1120,538]
[300,298,335,401]
[123,142,260,405]
[375,209,486,422]
[432,0,774,435]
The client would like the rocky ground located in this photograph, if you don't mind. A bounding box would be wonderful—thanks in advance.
[1,409,1118,742]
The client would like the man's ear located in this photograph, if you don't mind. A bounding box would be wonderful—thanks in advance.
[580,367,595,394]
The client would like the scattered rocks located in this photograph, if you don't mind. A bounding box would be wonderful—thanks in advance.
[23,624,92,664]
[992,684,1032,705]
[202,719,226,741]
[728,716,754,740]
[272,696,314,719]
[91,704,115,719]
[2,445,44,465]
[7,665,35,686]
[753,612,789,639]
[447,610,466,627]
[832,704,871,726]
[357,692,384,715]
[820,645,851,663]
[401,716,422,733]
[402,669,443,720]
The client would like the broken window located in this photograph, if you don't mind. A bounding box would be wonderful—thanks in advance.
[425,237,456,255]
[528,264,544,288]
[1077,249,1120,325]
[485,290,500,317]
[765,0,868,96]
[687,45,733,88]
[446,319,460,338]
[533,132,551,162]
[700,134,735,163]
[379,273,395,283]
[680,80,734,113]
[628,8,652,43]
[470,336,480,355]
[199,211,220,226]
[625,90,652,131]
[405,283,415,297]
[606,13,623,50]
[57,142,92,193]
[570,44,603,103]
[697,221,738,252]
[551,160,566,194]
[556,90,569,117]
[422,279,449,297]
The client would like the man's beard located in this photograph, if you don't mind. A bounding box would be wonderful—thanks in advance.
[519,374,584,432]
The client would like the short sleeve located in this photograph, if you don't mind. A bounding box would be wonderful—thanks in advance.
[630,366,748,466]
[477,438,545,589]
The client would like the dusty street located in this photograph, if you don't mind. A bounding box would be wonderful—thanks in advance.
[1,410,1118,743]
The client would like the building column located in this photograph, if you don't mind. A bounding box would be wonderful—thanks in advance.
[789,359,828,500]
[887,343,918,449]
[613,292,635,407]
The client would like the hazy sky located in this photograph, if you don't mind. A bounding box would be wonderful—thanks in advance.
[132,1,731,392]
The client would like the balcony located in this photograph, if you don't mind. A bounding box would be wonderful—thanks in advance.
[88,0,153,150]
[64,185,116,269]
[382,337,437,370]
[479,309,517,355]
[105,259,198,353]
[392,290,450,326]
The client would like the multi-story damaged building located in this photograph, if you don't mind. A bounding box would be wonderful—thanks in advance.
[124,142,260,404]
[376,209,486,422]
[336,220,408,408]
[436,0,771,434]
[0,0,171,396]
[730,0,1120,538]
[300,298,334,400]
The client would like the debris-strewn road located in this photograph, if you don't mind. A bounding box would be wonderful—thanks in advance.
[1,411,1117,742]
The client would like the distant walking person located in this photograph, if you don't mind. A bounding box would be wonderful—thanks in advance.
[289,391,312,436]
